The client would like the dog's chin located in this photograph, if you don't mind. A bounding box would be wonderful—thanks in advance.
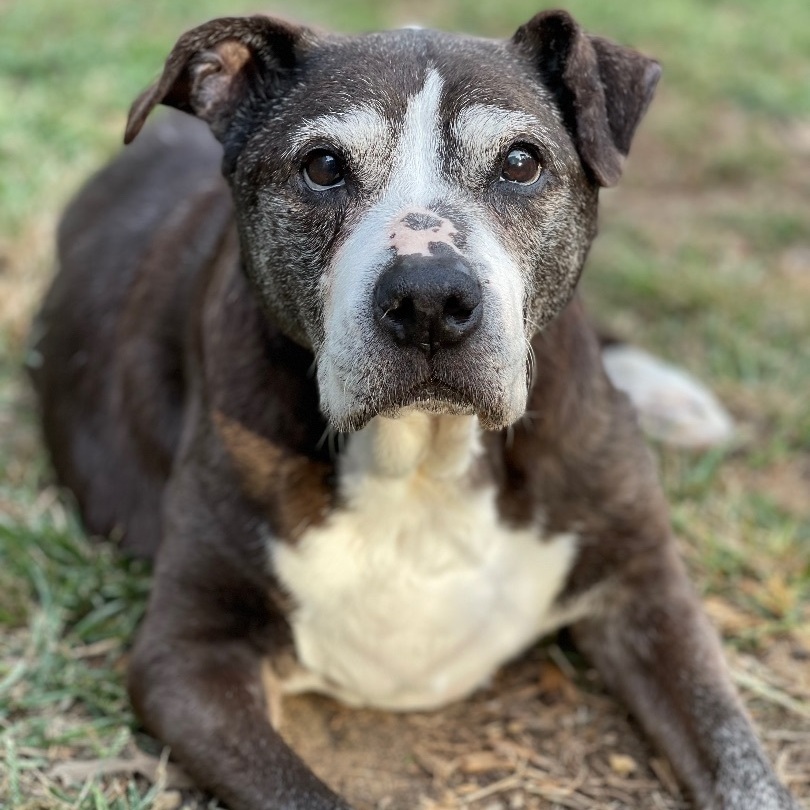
[328,383,523,433]
[379,398,476,420]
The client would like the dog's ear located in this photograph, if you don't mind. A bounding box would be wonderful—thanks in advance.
[513,10,660,187]
[124,16,306,145]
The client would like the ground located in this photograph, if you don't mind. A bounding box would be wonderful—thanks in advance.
[0,0,808,808]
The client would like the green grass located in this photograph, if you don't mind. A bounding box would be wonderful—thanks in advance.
[1,0,809,806]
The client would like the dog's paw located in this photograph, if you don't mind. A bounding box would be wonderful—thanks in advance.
[710,791,802,810]
[602,345,734,448]
[710,775,802,810]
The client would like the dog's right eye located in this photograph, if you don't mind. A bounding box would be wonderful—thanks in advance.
[302,150,346,191]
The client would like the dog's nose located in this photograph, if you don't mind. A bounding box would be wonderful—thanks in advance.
[374,255,482,353]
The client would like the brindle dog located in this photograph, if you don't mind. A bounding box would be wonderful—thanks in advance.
[30,10,799,810]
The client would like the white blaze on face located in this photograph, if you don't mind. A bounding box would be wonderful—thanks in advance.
[315,69,531,429]
[386,68,445,205]
[320,68,448,318]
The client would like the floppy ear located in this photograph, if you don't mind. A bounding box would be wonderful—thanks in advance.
[513,10,661,187]
[124,16,306,145]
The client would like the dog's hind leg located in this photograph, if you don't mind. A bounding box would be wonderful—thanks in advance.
[29,113,231,558]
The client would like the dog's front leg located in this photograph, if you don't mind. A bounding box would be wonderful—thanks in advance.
[127,465,350,810]
[129,632,347,810]
[573,545,799,810]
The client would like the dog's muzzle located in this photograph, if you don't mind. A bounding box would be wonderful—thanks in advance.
[373,252,483,355]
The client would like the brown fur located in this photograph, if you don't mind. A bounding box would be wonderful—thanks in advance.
[213,410,334,542]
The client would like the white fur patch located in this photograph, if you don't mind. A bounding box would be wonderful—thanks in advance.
[451,104,560,179]
[288,105,392,188]
[453,105,538,144]
[388,68,445,206]
[289,105,390,157]
[271,413,581,711]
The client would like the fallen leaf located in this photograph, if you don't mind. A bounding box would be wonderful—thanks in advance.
[411,746,457,781]
[152,791,184,810]
[458,751,511,774]
[608,753,638,777]
[537,662,578,701]
[649,757,680,796]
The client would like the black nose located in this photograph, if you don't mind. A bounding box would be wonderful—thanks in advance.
[374,254,483,353]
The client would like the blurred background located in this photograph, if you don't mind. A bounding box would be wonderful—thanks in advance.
[0,1,808,807]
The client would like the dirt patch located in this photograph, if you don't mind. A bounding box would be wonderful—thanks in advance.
[279,648,690,809]
[273,643,809,809]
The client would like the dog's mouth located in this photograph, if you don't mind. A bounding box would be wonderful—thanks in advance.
[344,385,475,432]
[331,371,520,433]
[318,301,530,433]
[376,381,477,419]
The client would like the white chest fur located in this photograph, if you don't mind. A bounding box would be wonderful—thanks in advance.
[270,413,579,711]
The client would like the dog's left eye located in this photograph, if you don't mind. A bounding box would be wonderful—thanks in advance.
[500,145,542,185]
[302,150,346,191]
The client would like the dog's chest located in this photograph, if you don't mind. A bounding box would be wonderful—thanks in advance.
[270,413,578,711]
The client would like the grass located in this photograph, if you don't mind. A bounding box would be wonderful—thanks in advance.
[1,0,808,807]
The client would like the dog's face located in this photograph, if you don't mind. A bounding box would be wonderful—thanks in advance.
[236,34,599,432]
[125,12,660,431]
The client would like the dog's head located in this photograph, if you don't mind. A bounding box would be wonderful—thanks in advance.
[126,11,659,431]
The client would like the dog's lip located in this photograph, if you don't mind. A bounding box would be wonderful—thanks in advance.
[356,380,484,421]
[340,379,479,431]
[405,379,466,399]
[389,379,477,409]
[333,375,520,433]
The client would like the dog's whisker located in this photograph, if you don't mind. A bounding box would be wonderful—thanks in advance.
[316,426,332,451]
[505,422,515,449]
[524,336,537,393]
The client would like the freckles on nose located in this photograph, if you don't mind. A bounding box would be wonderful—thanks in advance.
[388,211,462,258]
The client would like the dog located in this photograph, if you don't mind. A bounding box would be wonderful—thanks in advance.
[29,9,799,810]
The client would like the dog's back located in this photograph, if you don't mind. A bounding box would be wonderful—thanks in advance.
[30,112,230,556]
